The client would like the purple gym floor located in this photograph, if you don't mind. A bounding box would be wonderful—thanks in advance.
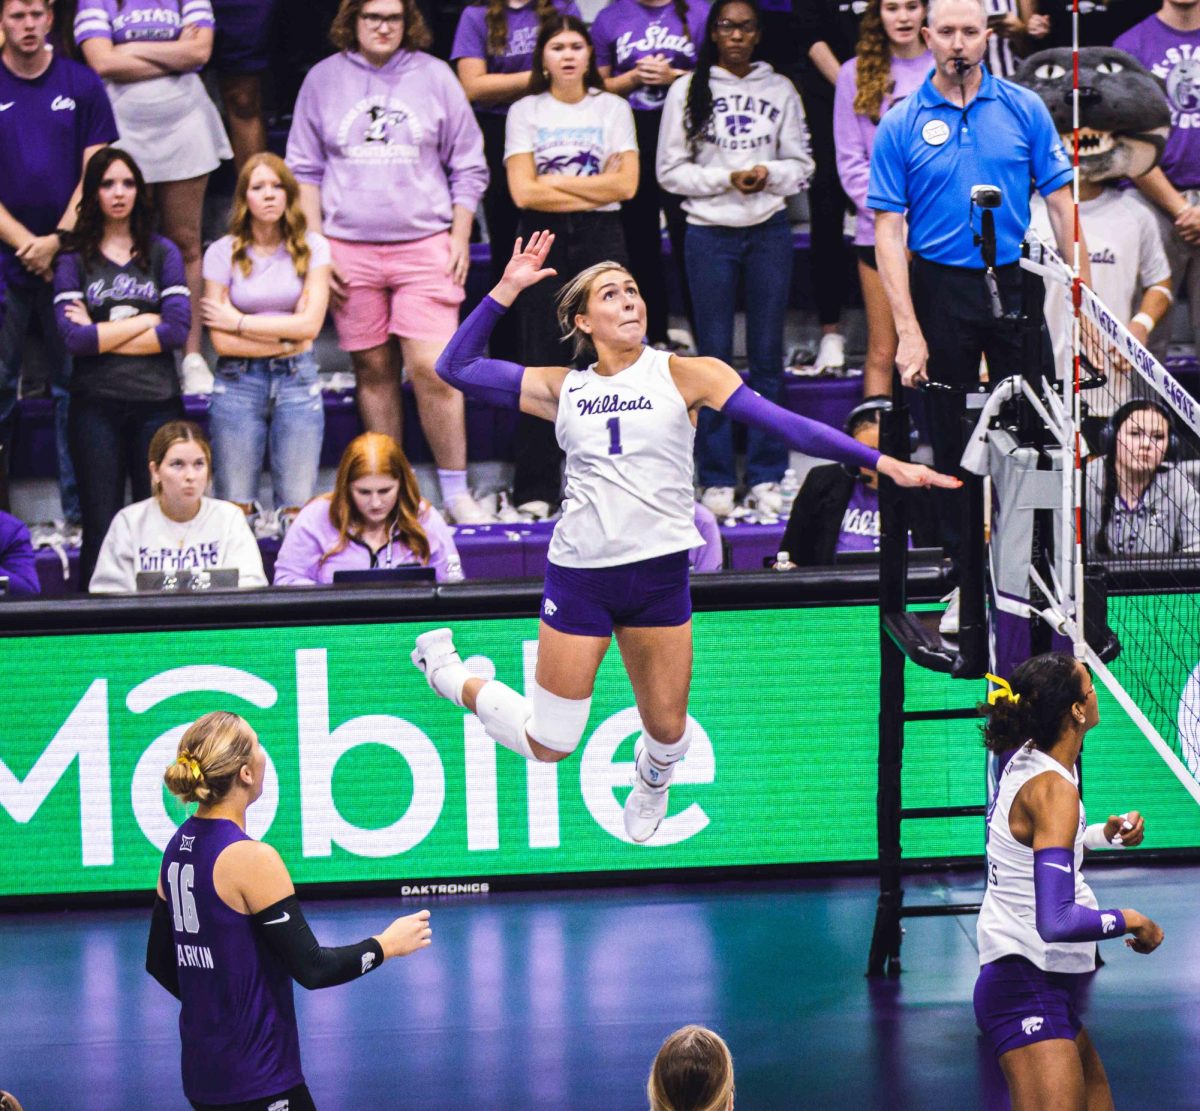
[2,865,1197,1109]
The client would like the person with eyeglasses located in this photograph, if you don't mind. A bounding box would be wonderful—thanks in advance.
[656,0,813,519]
[287,0,494,526]
[975,651,1160,1110]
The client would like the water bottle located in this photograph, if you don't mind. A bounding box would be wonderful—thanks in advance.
[772,550,797,571]
[779,468,800,518]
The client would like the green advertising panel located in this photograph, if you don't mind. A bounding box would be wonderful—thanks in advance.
[2,600,1199,898]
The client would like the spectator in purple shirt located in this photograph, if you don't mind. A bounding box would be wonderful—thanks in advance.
[451,0,580,362]
[273,431,464,585]
[75,0,232,391]
[287,0,492,527]
[833,0,929,398]
[53,148,190,588]
[201,152,332,538]
[0,508,40,594]
[0,0,118,526]
[593,0,709,350]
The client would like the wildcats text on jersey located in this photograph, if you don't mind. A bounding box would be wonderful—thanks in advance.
[576,393,654,416]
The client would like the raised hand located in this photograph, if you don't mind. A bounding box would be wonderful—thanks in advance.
[494,231,558,306]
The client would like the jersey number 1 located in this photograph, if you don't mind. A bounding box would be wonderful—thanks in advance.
[606,417,622,456]
[167,861,200,934]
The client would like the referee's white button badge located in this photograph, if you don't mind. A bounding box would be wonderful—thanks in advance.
[922,119,951,146]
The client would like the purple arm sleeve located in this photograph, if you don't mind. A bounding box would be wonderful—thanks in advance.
[155,241,191,351]
[53,254,99,357]
[720,384,882,472]
[1033,847,1127,943]
[434,296,526,410]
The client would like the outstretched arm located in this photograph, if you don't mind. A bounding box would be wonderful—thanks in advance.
[434,231,570,421]
[672,355,960,488]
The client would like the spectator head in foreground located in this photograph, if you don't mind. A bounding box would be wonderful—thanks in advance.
[648,1025,735,1111]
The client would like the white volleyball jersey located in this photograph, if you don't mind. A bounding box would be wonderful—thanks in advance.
[549,344,703,568]
[977,744,1100,973]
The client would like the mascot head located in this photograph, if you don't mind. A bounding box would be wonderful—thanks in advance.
[1013,47,1170,181]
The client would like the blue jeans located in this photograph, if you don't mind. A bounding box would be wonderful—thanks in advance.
[685,211,793,489]
[209,350,324,509]
[0,275,80,521]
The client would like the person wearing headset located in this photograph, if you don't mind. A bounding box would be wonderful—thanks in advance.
[779,396,937,565]
[1085,397,1200,558]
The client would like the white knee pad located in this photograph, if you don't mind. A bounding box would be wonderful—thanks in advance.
[475,680,535,759]
[527,680,592,755]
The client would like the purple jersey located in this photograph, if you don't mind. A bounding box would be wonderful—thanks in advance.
[74,0,216,46]
[591,0,710,111]
[160,816,303,1105]
[1115,16,1200,189]
[450,0,581,116]
[837,482,883,554]
[0,54,117,288]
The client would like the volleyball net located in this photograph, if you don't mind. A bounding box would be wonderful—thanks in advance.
[1017,235,1200,806]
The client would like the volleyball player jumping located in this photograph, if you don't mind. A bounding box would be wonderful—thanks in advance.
[412,231,957,842]
[975,653,1162,1109]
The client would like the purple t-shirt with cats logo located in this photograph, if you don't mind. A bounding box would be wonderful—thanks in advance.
[451,0,581,116]
[592,0,710,111]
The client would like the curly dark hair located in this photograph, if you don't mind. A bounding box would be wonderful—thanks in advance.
[480,0,558,57]
[329,0,432,54]
[528,15,605,95]
[67,147,155,274]
[684,0,761,156]
[979,652,1090,755]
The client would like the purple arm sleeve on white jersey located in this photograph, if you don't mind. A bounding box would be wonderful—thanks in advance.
[1033,847,1127,943]
[435,296,526,410]
[721,384,882,472]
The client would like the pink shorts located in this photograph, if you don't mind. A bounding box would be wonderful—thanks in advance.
[328,234,466,350]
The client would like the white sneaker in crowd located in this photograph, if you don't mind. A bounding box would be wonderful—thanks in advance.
[746,482,783,517]
[666,326,696,354]
[410,627,468,707]
[443,491,496,525]
[515,499,555,521]
[813,332,846,374]
[180,353,214,395]
[939,588,961,637]
[623,742,670,843]
[700,486,736,518]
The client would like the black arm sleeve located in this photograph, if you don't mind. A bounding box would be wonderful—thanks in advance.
[146,896,181,999]
[252,894,385,991]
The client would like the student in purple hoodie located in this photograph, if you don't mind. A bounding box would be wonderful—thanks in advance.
[451,0,580,361]
[592,0,709,349]
[0,509,39,595]
[287,0,493,527]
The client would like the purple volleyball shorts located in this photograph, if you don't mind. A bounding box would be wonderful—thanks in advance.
[974,955,1086,1060]
[540,550,691,637]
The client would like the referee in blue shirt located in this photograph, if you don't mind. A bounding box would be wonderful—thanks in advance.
[868,0,1090,579]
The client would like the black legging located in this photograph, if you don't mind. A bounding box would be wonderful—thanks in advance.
[511,210,629,507]
[799,87,851,327]
[477,110,522,362]
[619,107,693,346]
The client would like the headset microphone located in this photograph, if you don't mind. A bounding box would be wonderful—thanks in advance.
[953,57,971,76]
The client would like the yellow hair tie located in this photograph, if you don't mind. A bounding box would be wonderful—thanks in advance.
[985,673,1021,706]
[176,754,202,780]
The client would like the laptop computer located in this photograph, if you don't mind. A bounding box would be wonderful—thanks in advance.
[136,568,241,592]
[331,566,437,585]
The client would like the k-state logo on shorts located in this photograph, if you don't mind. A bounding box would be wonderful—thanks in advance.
[543,598,557,616]
[1101,913,1117,933]
[267,1101,289,1111]
[1021,1016,1044,1036]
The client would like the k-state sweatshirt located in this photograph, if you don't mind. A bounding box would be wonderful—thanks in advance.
[656,62,813,227]
[286,49,488,243]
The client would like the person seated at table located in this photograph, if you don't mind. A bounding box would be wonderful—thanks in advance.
[779,397,936,565]
[273,432,464,585]
[1086,398,1200,558]
[89,420,267,593]
[0,509,40,596]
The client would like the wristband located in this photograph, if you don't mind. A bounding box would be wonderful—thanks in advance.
[1131,312,1155,334]
[1083,822,1112,850]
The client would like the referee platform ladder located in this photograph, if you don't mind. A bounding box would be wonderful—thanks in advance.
[867,391,989,979]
